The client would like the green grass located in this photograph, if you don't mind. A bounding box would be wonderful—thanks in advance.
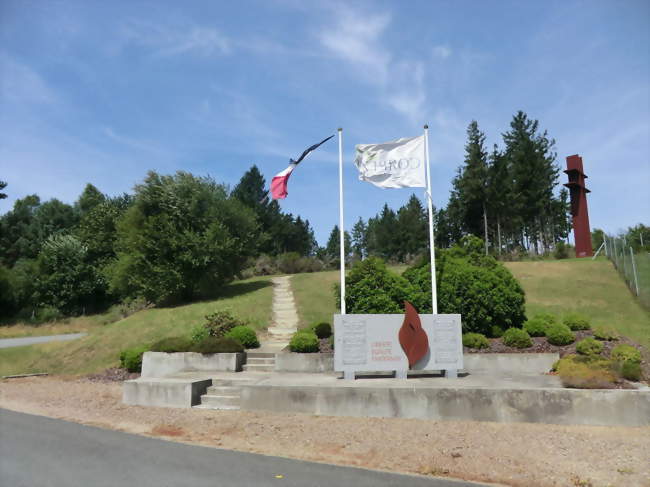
[0,276,273,377]
[0,315,106,339]
[505,257,650,349]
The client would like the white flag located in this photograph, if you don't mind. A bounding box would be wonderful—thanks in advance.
[354,135,426,188]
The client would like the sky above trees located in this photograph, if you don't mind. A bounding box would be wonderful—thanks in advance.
[1,0,648,245]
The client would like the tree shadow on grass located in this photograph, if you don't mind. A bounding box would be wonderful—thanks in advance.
[217,279,273,299]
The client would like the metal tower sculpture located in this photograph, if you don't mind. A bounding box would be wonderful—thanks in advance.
[564,154,593,257]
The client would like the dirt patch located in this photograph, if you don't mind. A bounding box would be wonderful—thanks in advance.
[86,367,140,383]
[1,376,649,487]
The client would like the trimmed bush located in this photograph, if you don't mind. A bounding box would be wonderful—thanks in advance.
[404,251,526,335]
[502,328,532,348]
[150,336,193,353]
[575,337,603,357]
[593,326,619,341]
[462,332,489,349]
[203,310,247,338]
[225,325,260,349]
[556,355,616,389]
[619,361,642,381]
[190,323,209,344]
[289,330,319,353]
[190,336,244,354]
[313,322,332,339]
[563,313,590,331]
[532,313,557,326]
[546,324,575,346]
[119,345,149,372]
[489,325,504,338]
[340,257,417,314]
[610,344,641,365]
[523,318,548,337]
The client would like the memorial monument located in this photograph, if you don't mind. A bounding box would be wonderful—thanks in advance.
[564,154,593,257]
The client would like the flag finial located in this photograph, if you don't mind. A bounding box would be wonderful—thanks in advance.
[424,124,429,129]
[338,127,342,132]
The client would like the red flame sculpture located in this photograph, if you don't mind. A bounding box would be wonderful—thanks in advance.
[398,301,429,368]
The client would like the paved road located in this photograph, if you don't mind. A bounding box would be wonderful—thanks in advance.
[0,332,87,349]
[0,409,483,487]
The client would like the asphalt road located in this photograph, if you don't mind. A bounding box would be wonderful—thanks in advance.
[0,332,87,349]
[0,409,483,487]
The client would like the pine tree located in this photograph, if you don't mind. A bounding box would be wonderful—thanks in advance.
[395,194,428,260]
[351,217,367,259]
[75,184,105,215]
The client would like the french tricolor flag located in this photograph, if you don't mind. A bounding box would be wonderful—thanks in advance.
[270,134,334,199]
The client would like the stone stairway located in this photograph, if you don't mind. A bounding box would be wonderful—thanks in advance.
[242,351,276,372]
[265,275,299,346]
[194,377,256,410]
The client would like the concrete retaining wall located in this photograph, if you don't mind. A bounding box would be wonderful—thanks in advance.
[275,352,334,373]
[462,353,558,375]
[123,378,212,408]
[141,352,245,377]
[240,384,650,427]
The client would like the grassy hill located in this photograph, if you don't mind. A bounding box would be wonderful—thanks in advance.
[0,258,647,377]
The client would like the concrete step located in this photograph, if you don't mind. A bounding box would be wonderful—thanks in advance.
[247,357,275,365]
[199,394,241,409]
[206,385,240,396]
[242,363,274,372]
[247,351,276,359]
[211,378,256,387]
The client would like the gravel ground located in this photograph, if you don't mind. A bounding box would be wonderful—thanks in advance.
[1,376,649,487]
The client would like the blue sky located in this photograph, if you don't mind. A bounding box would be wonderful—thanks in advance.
[1,0,648,245]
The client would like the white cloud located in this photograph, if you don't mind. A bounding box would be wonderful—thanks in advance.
[119,20,230,57]
[0,54,58,104]
[432,45,452,59]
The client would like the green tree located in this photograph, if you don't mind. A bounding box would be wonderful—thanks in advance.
[75,183,106,215]
[351,217,368,259]
[395,194,428,261]
[0,180,7,199]
[107,171,257,304]
[325,225,351,264]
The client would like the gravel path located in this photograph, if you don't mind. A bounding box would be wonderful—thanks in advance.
[1,376,648,487]
[264,275,299,348]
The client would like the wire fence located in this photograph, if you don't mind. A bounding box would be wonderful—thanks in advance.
[601,235,650,310]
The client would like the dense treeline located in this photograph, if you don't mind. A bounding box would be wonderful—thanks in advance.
[327,111,573,262]
[0,167,318,321]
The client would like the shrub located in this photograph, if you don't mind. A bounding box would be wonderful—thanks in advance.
[593,326,619,341]
[618,361,642,381]
[404,252,526,335]
[546,324,575,346]
[328,335,334,350]
[532,313,557,326]
[119,345,149,372]
[462,333,489,349]
[489,325,504,338]
[225,325,260,349]
[554,242,569,259]
[190,336,244,354]
[118,296,153,318]
[523,318,548,337]
[289,330,319,353]
[502,328,532,348]
[149,336,193,353]
[312,322,332,339]
[34,306,63,324]
[575,337,603,357]
[190,323,209,344]
[203,310,247,338]
[340,257,417,314]
[563,313,590,331]
[556,355,616,388]
[610,344,641,365]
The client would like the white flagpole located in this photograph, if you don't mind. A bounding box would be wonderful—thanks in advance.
[424,124,438,314]
[338,128,346,314]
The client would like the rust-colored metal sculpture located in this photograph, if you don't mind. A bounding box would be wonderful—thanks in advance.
[564,154,593,257]
[398,301,429,368]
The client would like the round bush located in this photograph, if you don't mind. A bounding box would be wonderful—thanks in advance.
[203,310,247,338]
[119,345,149,372]
[546,324,575,346]
[150,336,193,353]
[610,344,641,364]
[593,326,619,341]
[532,313,557,326]
[619,361,641,381]
[404,253,526,335]
[190,336,244,354]
[341,257,417,314]
[289,330,319,353]
[563,313,590,331]
[225,325,260,349]
[312,322,332,339]
[523,318,548,337]
[463,332,489,349]
[556,355,616,389]
[502,328,532,348]
[575,337,603,357]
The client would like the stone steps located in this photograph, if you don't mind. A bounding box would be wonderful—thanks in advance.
[242,363,275,372]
